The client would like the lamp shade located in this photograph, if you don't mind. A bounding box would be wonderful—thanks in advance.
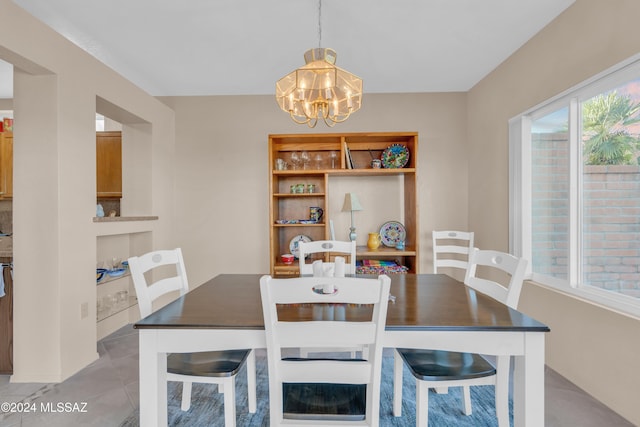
[342,193,363,212]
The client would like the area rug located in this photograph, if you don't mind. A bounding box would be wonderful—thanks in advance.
[121,352,512,426]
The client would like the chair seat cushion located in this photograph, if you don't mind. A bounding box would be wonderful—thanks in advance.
[283,383,366,421]
[167,349,250,377]
[397,349,496,381]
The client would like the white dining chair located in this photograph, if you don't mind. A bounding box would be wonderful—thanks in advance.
[394,248,527,427]
[298,240,357,276]
[432,230,475,277]
[260,274,390,426]
[128,248,256,426]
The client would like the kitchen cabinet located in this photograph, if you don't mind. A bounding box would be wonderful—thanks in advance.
[269,132,419,277]
[96,131,122,198]
[0,261,12,374]
[0,131,122,200]
[0,132,13,200]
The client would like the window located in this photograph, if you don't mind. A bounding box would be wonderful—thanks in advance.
[510,54,640,317]
[531,107,570,282]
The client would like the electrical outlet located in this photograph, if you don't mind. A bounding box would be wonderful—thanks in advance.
[80,302,89,319]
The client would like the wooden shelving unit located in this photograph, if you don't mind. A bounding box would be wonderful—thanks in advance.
[269,132,419,277]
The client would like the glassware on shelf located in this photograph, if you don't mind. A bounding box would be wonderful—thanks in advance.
[290,151,301,170]
[329,151,338,169]
[117,290,128,303]
[314,153,323,169]
[101,294,116,310]
[301,151,311,169]
[275,158,287,170]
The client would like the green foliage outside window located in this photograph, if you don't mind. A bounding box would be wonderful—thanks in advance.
[582,91,640,165]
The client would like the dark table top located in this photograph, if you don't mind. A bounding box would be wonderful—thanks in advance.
[135,273,549,332]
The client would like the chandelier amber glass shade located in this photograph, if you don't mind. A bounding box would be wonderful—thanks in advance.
[276,48,362,128]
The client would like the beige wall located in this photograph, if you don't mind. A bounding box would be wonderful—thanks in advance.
[160,93,469,286]
[467,0,640,424]
[0,0,175,381]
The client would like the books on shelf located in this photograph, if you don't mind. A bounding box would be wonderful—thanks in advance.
[343,141,354,169]
[356,259,408,274]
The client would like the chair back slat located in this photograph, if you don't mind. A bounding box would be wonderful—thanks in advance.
[144,277,185,307]
[267,276,382,305]
[434,244,472,255]
[434,259,470,270]
[277,322,377,348]
[279,359,373,385]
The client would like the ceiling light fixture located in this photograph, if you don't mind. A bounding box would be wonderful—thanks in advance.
[275,0,362,128]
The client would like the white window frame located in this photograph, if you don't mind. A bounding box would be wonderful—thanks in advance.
[510,53,640,319]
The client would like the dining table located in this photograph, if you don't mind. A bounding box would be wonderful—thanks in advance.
[135,273,549,426]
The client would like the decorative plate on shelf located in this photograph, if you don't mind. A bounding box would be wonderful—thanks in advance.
[381,144,410,169]
[379,221,407,247]
[289,234,312,258]
[97,268,107,283]
[107,268,127,278]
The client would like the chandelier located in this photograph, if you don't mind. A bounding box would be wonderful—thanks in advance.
[275,2,362,128]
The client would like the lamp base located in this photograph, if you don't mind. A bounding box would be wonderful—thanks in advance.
[349,227,356,242]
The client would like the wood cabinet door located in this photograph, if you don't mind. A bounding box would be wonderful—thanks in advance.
[96,131,122,198]
[0,132,12,199]
[0,265,13,374]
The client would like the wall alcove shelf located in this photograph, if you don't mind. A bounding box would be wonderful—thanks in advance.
[93,216,159,222]
[96,269,137,324]
[97,271,130,286]
[95,221,155,339]
[269,132,419,277]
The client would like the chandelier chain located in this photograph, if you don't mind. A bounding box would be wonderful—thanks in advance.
[318,0,322,48]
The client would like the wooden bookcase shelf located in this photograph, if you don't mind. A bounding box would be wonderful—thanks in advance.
[269,132,419,277]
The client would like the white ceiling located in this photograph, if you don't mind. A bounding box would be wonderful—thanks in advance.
[1,0,574,98]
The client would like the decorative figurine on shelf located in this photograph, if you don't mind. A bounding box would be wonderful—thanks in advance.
[367,232,381,250]
[96,204,105,217]
[396,240,406,250]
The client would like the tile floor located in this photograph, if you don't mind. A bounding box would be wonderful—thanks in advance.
[0,324,634,426]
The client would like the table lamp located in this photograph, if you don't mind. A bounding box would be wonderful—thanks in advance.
[342,193,363,241]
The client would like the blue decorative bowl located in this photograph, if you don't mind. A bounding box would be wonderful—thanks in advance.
[97,268,107,283]
[107,268,126,278]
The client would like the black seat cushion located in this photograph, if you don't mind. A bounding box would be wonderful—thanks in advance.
[167,349,250,377]
[397,349,496,381]
[283,383,366,421]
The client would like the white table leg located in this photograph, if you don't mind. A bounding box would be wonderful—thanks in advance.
[247,349,257,413]
[393,349,403,416]
[139,330,168,427]
[513,332,545,427]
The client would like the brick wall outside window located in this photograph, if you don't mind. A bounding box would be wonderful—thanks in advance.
[532,132,640,298]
